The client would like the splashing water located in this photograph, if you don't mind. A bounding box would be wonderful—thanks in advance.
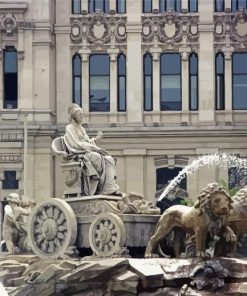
[158,153,247,202]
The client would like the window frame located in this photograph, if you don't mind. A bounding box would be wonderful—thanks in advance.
[143,53,153,111]
[89,54,110,112]
[188,0,198,12]
[189,53,198,111]
[160,53,182,111]
[88,0,110,13]
[72,0,81,14]
[2,171,19,190]
[215,0,225,12]
[215,52,225,110]
[143,0,152,13]
[72,54,82,106]
[231,0,247,11]
[116,0,126,13]
[159,0,181,12]
[117,53,126,112]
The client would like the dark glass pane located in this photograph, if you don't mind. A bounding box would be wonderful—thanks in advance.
[166,0,175,10]
[156,167,186,191]
[73,77,81,105]
[3,171,18,190]
[176,0,181,11]
[72,0,81,13]
[118,76,126,111]
[189,0,197,12]
[73,55,81,76]
[233,53,247,74]
[239,0,247,9]
[88,0,93,12]
[161,75,181,110]
[233,75,247,109]
[118,54,126,76]
[231,0,237,11]
[216,75,224,109]
[117,0,126,13]
[90,76,110,111]
[161,53,181,75]
[143,0,152,12]
[160,0,165,11]
[215,0,224,11]
[216,53,224,74]
[104,0,109,12]
[4,50,17,73]
[144,76,152,111]
[189,53,197,75]
[95,0,104,10]
[90,55,110,75]
[190,75,198,110]
[144,54,152,75]
[4,74,17,109]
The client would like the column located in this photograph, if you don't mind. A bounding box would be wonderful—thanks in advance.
[182,0,188,11]
[151,51,161,124]
[109,52,118,125]
[80,52,90,125]
[223,48,234,123]
[198,0,215,123]
[126,0,143,125]
[81,0,88,11]
[153,0,159,10]
[181,51,190,124]
[225,0,231,10]
[110,0,116,11]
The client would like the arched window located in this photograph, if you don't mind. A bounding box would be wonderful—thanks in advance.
[189,53,198,110]
[116,0,126,13]
[89,54,110,112]
[215,0,224,12]
[159,0,181,12]
[72,0,81,14]
[72,54,82,106]
[143,53,153,111]
[232,53,247,110]
[215,53,225,110]
[3,47,17,109]
[143,0,152,12]
[232,0,247,11]
[160,53,181,110]
[117,54,126,111]
[88,0,109,13]
[188,0,198,12]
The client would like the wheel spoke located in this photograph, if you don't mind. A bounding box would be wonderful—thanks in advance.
[41,240,48,252]
[54,238,62,248]
[57,213,65,225]
[53,208,59,220]
[57,232,66,240]
[48,241,55,254]
[58,225,67,232]
[42,209,48,220]
[46,206,53,218]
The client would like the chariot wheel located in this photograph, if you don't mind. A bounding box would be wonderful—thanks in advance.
[27,198,77,259]
[89,213,126,257]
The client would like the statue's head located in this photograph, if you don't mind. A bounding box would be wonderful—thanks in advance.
[68,103,83,124]
[194,182,232,217]
[7,193,20,205]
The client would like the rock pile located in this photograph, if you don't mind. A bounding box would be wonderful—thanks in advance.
[1,255,247,296]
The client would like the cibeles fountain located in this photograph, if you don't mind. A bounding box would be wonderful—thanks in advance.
[2,104,247,296]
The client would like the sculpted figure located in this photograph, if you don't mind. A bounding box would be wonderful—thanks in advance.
[2,193,35,254]
[145,183,236,258]
[52,103,120,196]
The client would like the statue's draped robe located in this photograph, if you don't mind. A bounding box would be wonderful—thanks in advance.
[63,123,119,196]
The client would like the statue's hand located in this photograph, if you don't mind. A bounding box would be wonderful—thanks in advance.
[61,152,68,160]
[97,131,103,139]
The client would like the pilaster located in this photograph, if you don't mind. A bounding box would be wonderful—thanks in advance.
[109,51,118,125]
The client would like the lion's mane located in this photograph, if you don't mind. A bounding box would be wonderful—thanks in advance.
[232,185,247,206]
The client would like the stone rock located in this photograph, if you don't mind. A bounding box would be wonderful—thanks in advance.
[3,255,39,265]
[30,264,70,284]
[111,270,139,295]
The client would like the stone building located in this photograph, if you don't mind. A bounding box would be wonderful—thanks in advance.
[0,0,247,206]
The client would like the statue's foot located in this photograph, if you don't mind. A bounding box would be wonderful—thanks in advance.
[145,253,159,258]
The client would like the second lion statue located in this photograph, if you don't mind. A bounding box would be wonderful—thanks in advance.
[145,182,236,258]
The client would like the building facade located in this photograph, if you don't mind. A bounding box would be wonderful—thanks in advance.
[0,0,247,206]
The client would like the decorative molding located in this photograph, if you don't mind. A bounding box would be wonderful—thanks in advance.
[70,11,127,51]
[141,12,199,52]
[214,11,247,51]
[0,13,33,36]
[0,155,21,163]
[0,133,23,142]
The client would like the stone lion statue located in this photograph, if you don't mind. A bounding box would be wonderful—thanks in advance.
[145,182,236,258]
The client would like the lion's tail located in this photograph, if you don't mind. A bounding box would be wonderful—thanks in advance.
[157,243,171,258]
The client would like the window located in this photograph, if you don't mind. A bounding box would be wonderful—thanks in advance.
[117,0,126,13]
[159,0,181,12]
[72,54,82,106]
[2,171,18,190]
[215,0,224,11]
[188,0,198,12]
[117,54,126,111]
[3,47,18,109]
[232,53,247,110]
[144,53,153,111]
[189,53,198,110]
[72,0,81,14]
[215,53,225,110]
[88,0,109,13]
[228,167,247,189]
[232,0,247,11]
[160,53,181,110]
[143,0,152,12]
[89,54,110,112]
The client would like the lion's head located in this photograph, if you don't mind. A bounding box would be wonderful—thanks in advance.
[194,182,232,217]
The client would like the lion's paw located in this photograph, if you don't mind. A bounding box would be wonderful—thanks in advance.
[145,253,159,259]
